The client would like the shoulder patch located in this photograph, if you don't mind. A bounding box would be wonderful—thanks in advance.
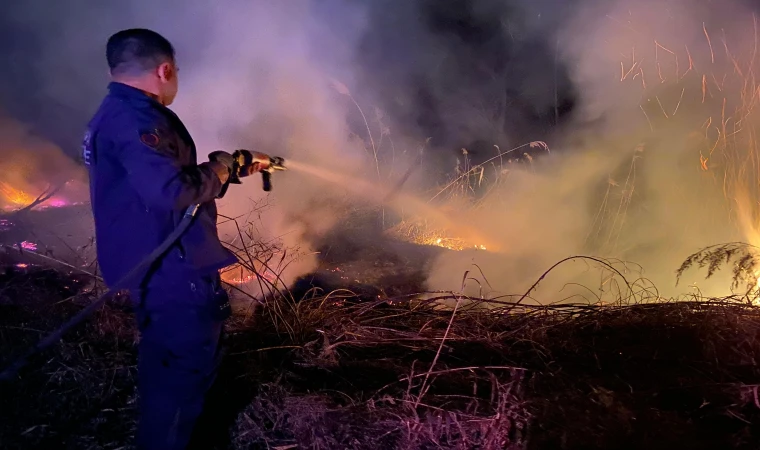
[140,131,161,148]
[137,126,177,158]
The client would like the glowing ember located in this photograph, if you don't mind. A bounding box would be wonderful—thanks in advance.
[221,266,277,285]
[387,220,489,251]
[20,241,37,251]
[425,236,469,251]
[225,274,257,285]
[15,263,28,268]
[423,236,487,251]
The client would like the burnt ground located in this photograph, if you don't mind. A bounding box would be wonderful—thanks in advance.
[2,206,760,449]
[290,209,447,301]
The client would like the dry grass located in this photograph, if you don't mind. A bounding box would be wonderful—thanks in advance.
[385,219,475,251]
[0,263,137,449]
[677,242,760,299]
[231,272,760,449]
[4,245,760,449]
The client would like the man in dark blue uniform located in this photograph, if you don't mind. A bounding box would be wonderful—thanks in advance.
[82,29,270,449]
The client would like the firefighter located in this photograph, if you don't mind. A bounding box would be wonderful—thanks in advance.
[82,28,267,449]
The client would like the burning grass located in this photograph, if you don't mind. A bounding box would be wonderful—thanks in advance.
[3,254,760,449]
[386,219,488,251]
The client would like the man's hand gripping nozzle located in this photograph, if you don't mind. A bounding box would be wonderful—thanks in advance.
[230,150,286,191]
[209,150,287,191]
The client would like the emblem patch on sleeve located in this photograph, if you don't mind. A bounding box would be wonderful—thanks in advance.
[140,132,160,148]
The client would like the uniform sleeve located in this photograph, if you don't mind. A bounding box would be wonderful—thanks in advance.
[117,126,223,211]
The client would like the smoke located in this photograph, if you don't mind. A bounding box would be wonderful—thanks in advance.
[425,0,760,301]
[0,114,88,210]
[2,0,760,302]
[342,0,582,173]
[167,2,369,291]
[0,0,376,292]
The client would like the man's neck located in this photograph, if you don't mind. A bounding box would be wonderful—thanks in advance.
[111,77,162,104]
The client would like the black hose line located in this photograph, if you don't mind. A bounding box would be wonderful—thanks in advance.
[0,204,200,382]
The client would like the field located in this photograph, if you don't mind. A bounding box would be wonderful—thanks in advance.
[5,5,760,448]
[3,206,760,450]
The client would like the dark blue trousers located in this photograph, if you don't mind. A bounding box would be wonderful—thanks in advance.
[132,274,231,450]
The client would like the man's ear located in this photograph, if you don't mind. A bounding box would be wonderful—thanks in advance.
[157,62,174,82]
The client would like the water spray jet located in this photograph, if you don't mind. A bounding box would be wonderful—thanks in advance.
[286,160,500,251]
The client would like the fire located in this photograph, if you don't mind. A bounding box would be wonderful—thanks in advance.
[426,236,487,251]
[223,272,257,285]
[220,266,278,285]
[221,268,253,285]
[0,122,88,212]
[0,180,77,212]
[0,181,35,207]
[388,220,489,251]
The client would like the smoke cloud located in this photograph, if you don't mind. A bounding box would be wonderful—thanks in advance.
[0,0,371,291]
[1,0,759,302]
[425,0,760,301]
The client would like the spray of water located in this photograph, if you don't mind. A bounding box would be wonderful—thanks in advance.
[287,159,499,250]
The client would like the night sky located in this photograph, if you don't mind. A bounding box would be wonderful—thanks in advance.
[0,0,579,172]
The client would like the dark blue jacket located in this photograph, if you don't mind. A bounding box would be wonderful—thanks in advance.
[83,82,237,289]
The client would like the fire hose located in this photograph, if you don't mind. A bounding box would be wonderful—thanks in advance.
[0,154,286,382]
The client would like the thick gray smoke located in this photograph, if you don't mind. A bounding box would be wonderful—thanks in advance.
[0,0,571,286]
[0,0,582,182]
[1,0,759,302]
[425,0,760,302]
[324,0,582,176]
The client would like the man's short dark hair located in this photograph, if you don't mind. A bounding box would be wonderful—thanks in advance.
[106,29,175,77]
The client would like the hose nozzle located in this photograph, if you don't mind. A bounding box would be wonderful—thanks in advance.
[268,156,286,171]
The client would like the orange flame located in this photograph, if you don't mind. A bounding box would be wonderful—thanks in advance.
[220,266,278,286]
[0,181,35,208]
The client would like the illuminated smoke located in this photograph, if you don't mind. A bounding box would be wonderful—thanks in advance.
[425,0,760,302]
[0,114,87,211]
[2,0,760,303]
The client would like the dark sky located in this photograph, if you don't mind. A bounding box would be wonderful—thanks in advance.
[0,0,212,157]
[0,0,581,170]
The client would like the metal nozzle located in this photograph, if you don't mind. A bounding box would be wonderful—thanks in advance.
[269,156,286,171]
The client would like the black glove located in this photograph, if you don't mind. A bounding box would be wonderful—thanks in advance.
[207,151,236,200]
[208,151,240,184]
[209,150,270,184]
